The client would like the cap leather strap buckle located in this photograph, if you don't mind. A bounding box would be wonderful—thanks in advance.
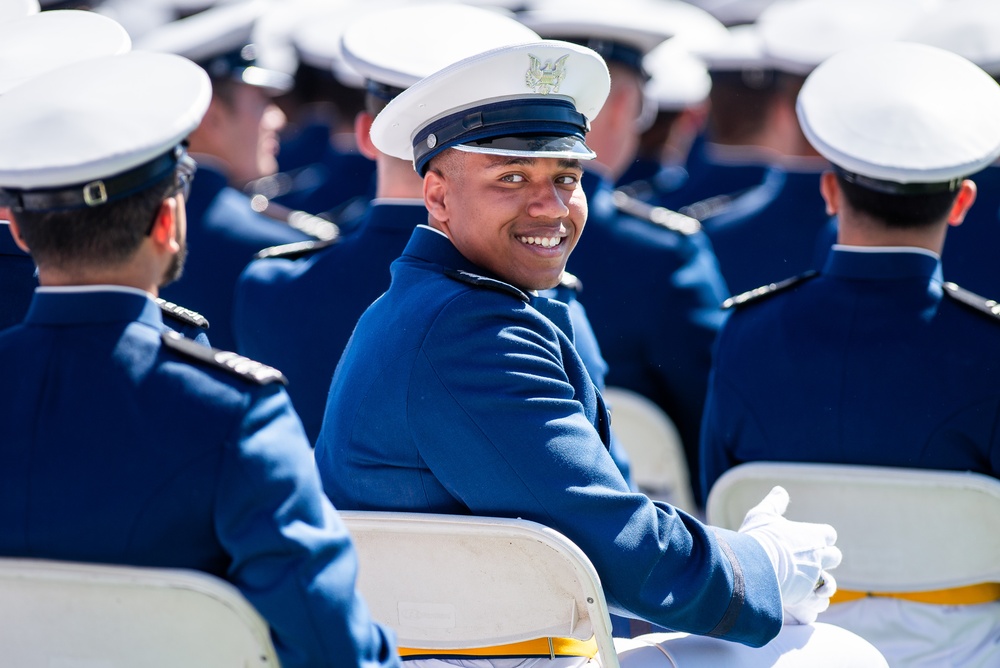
[82,180,108,207]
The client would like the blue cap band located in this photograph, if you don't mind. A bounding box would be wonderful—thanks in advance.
[0,145,189,211]
[413,97,590,175]
[833,164,962,196]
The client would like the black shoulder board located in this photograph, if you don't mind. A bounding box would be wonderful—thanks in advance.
[722,271,819,309]
[254,237,338,261]
[611,189,701,235]
[559,270,583,294]
[444,269,529,303]
[160,331,288,386]
[156,298,209,330]
[942,282,1000,322]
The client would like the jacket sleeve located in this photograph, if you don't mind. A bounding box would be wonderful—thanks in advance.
[215,385,398,668]
[409,291,781,647]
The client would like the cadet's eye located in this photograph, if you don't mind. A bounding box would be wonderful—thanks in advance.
[501,173,526,183]
[556,174,579,186]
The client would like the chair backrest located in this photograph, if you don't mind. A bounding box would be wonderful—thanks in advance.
[602,386,696,513]
[340,511,621,668]
[705,462,1000,592]
[0,558,278,667]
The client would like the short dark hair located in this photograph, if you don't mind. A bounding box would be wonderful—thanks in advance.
[14,172,177,270]
[836,172,959,229]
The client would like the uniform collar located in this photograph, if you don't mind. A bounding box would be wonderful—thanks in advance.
[400,225,486,275]
[824,246,943,283]
[25,287,163,328]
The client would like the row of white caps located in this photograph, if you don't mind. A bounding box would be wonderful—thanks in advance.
[0,2,1000,198]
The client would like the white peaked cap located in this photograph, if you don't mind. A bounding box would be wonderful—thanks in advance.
[0,52,211,194]
[644,40,711,110]
[903,0,1000,77]
[797,42,1000,189]
[0,11,131,95]
[372,40,610,174]
[759,0,937,76]
[520,0,727,62]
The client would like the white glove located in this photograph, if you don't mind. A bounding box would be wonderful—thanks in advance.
[739,486,842,625]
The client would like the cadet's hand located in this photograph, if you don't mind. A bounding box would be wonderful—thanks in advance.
[738,486,841,624]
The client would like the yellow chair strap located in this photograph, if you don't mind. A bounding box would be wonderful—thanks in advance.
[399,635,599,658]
[832,583,1000,606]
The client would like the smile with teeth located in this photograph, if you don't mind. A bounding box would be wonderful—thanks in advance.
[518,235,563,248]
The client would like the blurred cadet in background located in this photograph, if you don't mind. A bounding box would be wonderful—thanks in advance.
[138,0,319,352]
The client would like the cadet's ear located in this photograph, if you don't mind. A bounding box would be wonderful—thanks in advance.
[5,213,30,254]
[149,195,181,254]
[947,179,977,227]
[354,111,379,161]
[423,167,448,222]
[819,171,840,217]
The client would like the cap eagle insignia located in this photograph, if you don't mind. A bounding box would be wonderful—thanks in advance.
[525,54,568,94]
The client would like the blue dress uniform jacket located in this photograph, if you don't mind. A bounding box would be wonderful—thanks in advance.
[701,248,1000,499]
[316,225,783,647]
[567,170,730,503]
[702,167,833,295]
[0,221,36,331]
[234,200,428,443]
[159,163,312,352]
[0,288,398,668]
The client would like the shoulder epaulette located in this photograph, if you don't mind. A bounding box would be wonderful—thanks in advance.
[444,269,529,303]
[942,282,1000,322]
[286,210,340,241]
[722,271,819,309]
[254,237,338,261]
[160,331,288,386]
[611,189,701,235]
[559,270,583,294]
[679,191,741,222]
[156,298,209,330]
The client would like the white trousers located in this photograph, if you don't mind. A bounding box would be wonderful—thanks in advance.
[403,622,887,667]
[818,599,1000,667]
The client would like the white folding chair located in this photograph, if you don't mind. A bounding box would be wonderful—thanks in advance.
[340,511,621,668]
[602,386,696,513]
[0,558,278,667]
[705,462,1000,595]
